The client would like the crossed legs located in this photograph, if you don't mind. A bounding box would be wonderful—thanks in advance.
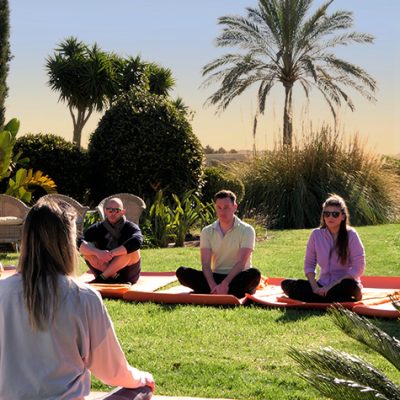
[281,278,362,303]
[85,251,141,284]
[176,266,261,298]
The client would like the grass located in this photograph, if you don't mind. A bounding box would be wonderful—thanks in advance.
[1,224,399,399]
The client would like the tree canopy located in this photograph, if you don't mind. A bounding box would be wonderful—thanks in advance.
[46,37,177,148]
[202,0,377,146]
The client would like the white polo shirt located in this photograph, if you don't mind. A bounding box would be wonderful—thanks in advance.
[200,216,255,274]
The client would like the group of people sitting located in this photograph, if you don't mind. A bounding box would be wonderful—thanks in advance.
[0,189,365,399]
[80,190,365,304]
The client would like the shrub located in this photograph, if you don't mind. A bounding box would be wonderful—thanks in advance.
[140,190,215,248]
[172,190,215,247]
[142,190,176,248]
[240,127,397,228]
[201,166,245,204]
[88,91,204,204]
[15,133,89,203]
[1,120,56,203]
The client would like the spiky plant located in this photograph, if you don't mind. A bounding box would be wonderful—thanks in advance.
[289,305,400,400]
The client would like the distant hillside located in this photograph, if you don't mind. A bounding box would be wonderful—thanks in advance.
[205,151,252,166]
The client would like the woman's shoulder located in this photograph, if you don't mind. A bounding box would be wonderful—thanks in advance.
[61,276,104,305]
[347,227,363,241]
[0,273,22,295]
[310,227,327,236]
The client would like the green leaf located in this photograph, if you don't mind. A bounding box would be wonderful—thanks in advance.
[3,118,20,136]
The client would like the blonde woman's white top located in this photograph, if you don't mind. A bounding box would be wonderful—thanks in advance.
[0,273,148,399]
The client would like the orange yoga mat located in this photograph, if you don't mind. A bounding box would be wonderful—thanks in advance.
[352,302,400,319]
[246,276,400,318]
[79,272,178,299]
[0,268,178,300]
[87,393,232,400]
[2,268,399,317]
[122,275,269,305]
[123,284,246,305]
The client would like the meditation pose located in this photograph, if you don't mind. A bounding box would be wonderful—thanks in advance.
[0,198,154,399]
[79,197,142,284]
[281,194,365,303]
[176,190,261,298]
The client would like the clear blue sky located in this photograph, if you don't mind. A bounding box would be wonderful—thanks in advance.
[6,0,400,154]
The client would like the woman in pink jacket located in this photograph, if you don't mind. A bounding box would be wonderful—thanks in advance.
[281,194,365,303]
[0,198,154,399]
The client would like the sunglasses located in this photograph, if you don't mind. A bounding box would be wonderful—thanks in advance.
[323,211,341,218]
[105,207,122,213]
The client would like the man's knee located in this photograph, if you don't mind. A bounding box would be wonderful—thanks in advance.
[84,255,102,270]
[113,253,136,268]
[176,266,187,281]
[247,267,261,281]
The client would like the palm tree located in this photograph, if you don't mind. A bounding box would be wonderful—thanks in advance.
[202,0,377,146]
[289,304,400,400]
[147,63,175,96]
[110,55,149,101]
[46,37,118,148]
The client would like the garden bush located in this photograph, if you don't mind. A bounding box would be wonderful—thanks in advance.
[88,91,204,203]
[15,133,89,203]
[240,127,398,228]
[201,166,245,204]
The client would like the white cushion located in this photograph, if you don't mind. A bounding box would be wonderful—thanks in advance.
[0,216,23,225]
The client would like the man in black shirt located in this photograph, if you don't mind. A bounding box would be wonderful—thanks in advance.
[79,197,143,284]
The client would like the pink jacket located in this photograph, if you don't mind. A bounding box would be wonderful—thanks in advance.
[304,227,365,287]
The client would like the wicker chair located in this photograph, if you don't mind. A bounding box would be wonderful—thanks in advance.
[97,193,146,225]
[0,194,30,250]
[40,194,89,234]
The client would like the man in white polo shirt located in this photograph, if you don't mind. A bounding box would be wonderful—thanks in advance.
[176,190,261,298]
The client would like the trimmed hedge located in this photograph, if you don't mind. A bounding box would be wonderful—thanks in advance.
[88,91,204,203]
[15,133,89,202]
[201,167,245,204]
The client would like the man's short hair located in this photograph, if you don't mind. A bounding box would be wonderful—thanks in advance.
[214,190,236,204]
[105,197,124,208]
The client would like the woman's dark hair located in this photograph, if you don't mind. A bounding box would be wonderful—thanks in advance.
[320,194,350,264]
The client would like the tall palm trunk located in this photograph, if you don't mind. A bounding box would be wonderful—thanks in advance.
[283,84,293,146]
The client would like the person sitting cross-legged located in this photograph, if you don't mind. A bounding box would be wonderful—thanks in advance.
[79,197,142,284]
[280,194,366,303]
[176,190,261,298]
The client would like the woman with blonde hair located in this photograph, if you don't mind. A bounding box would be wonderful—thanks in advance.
[281,194,365,302]
[0,198,154,399]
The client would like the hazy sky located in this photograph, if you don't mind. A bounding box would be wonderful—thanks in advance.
[6,0,400,154]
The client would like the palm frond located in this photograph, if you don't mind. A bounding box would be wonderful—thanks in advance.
[321,55,377,92]
[202,53,251,77]
[323,32,375,48]
[301,373,394,400]
[329,306,400,371]
[289,346,400,399]
[257,78,275,114]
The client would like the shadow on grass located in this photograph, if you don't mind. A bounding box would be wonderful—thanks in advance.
[246,300,327,322]
[275,308,326,322]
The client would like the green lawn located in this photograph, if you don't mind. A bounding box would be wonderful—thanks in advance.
[1,224,399,399]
